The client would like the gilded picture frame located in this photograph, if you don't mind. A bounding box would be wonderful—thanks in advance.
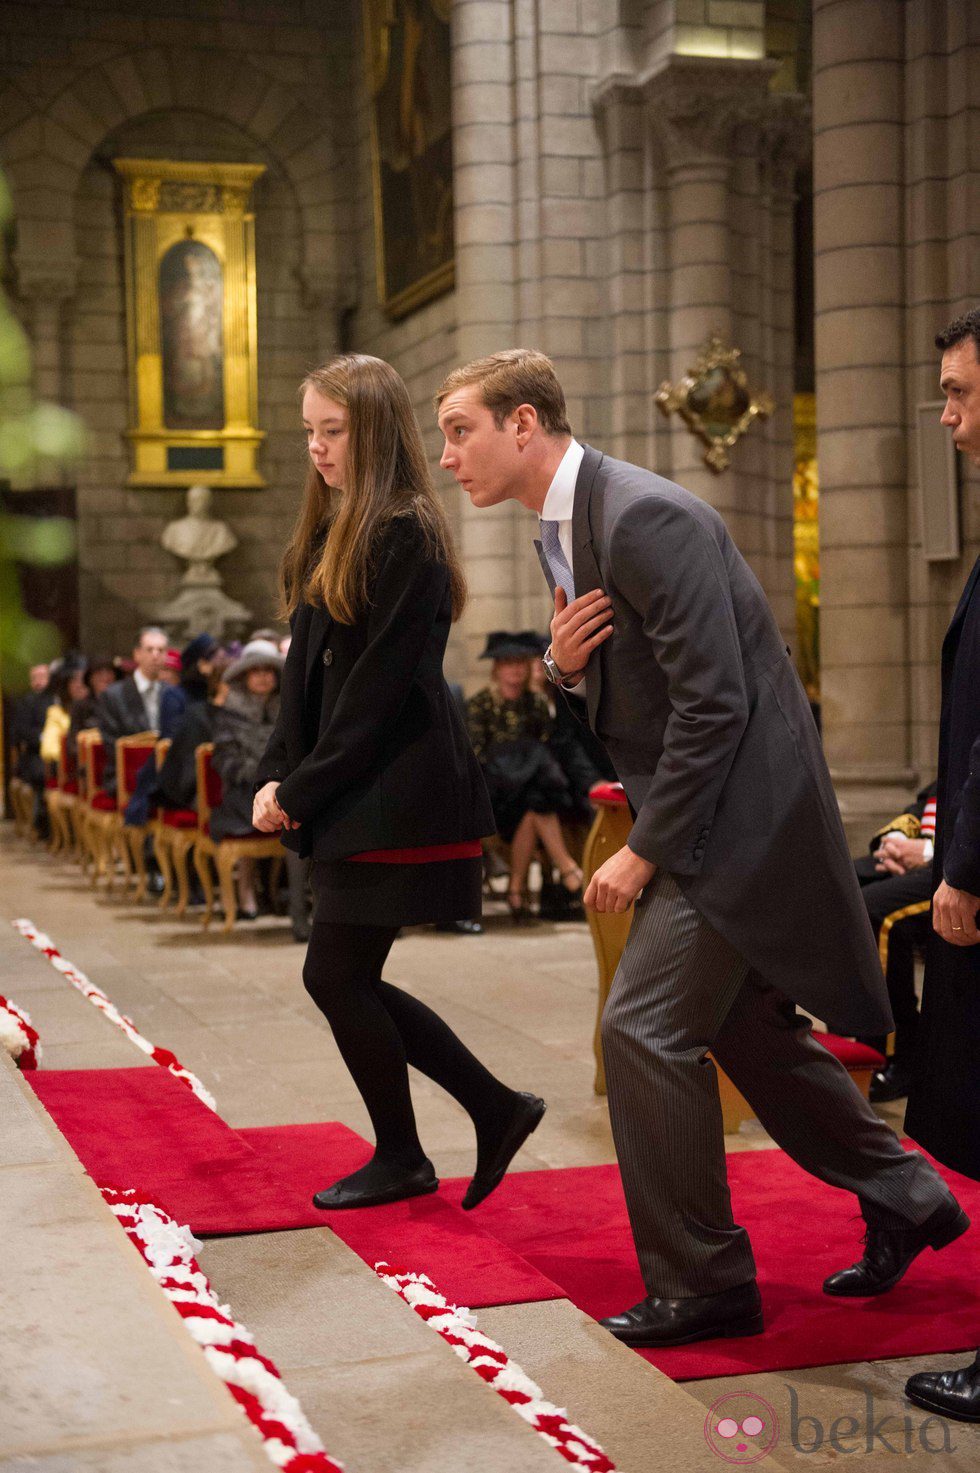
[655,336,774,473]
[363,0,455,320]
[112,158,266,488]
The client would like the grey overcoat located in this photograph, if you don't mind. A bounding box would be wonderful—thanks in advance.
[538,444,892,1036]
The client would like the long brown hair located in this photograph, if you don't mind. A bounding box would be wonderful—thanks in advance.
[279,354,466,624]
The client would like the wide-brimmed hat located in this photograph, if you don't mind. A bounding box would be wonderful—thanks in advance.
[181,633,220,671]
[224,639,284,684]
[479,630,543,661]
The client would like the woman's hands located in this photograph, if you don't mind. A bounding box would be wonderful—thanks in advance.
[252,781,300,833]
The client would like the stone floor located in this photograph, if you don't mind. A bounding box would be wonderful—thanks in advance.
[2,825,978,1471]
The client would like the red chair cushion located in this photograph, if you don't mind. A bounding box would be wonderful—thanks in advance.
[45,776,58,790]
[162,808,198,829]
[63,781,79,796]
[91,742,106,788]
[121,742,155,791]
[815,1033,885,1069]
[90,791,117,812]
[589,780,627,806]
[201,749,223,811]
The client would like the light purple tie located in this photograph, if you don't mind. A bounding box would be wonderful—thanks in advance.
[540,518,575,601]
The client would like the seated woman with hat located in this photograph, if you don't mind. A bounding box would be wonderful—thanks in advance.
[213,638,300,924]
[466,630,584,920]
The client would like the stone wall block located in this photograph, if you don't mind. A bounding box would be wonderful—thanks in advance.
[812,59,902,131]
[132,48,175,111]
[813,123,901,191]
[815,304,905,371]
[812,182,902,252]
[102,52,151,120]
[814,244,904,311]
[812,0,904,69]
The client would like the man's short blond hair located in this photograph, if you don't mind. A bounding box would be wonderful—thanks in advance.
[436,348,572,437]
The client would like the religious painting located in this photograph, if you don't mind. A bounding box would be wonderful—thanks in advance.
[159,240,225,430]
[363,0,455,319]
[113,158,266,488]
[656,336,774,474]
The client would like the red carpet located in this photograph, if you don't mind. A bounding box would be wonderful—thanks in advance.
[27,1069,561,1309]
[442,1156,980,1380]
[29,1068,980,1379]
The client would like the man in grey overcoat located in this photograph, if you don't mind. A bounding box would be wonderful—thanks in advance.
[437,348,966,1348]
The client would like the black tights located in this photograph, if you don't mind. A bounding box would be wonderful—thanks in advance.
[303,922,516,1188]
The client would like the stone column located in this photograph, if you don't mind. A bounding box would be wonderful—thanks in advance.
[812,0,913,841]
[644,57,799,625]
[450,0,524,681]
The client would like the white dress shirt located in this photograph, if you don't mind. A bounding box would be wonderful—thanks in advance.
[540,439,586,690]
[134,668,160,731]
[540,438,585,574]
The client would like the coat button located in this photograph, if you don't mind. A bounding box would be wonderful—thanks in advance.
[322,648,333,666]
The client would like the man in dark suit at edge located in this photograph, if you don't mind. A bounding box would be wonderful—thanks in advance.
[904,308,980,1423]
[436,348,965,1349]
[95,626,168,795]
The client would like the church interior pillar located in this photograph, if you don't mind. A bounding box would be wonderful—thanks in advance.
[812,0,914,838]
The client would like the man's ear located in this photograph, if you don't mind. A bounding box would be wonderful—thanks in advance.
[514,402,538,445]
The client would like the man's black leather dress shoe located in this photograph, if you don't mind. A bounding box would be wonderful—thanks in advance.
[906,1352,980,1423]
[462,1092,546,1209]
[869,1058,913,1103]
[312,1162,438,1210]
[823,1197,969,1296]
[600,1281,764,1348]
[435,919,483,935]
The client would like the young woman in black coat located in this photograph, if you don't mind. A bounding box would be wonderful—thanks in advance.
[253,354,544,1211]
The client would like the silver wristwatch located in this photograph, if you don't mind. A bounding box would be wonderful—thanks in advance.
[543,646,579,688]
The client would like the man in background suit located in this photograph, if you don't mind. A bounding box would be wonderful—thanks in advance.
[95,626,167,796]
[437,348,964,1349]
[904,308,980,1422]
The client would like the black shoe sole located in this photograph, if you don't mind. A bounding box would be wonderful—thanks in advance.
[603,1311,765,1349]
[462,1095,546,1210]
[824,1205,971,1297]
[312,1174,438,1211]
[905,1387,980,1424]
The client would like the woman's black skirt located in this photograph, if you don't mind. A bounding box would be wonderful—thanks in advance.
[310,855,483,928]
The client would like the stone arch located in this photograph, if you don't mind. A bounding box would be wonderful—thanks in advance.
[0,44,352,310]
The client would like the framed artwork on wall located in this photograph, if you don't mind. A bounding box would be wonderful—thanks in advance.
[363,0,455,320]
[112,158,266,488]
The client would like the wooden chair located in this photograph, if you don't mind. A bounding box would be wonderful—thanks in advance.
[8,766,38,840]
[152,739,202,916]
[581,781,883,1122]
[115,733,160,901]
[74,729,104,879]
[45,733,80,855]
[192,743,284,933]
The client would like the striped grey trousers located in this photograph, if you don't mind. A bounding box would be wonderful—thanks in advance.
[601,870,951,1298]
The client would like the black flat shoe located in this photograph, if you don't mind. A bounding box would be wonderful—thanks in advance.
[435,919,483,935]
[823,1197,970,1296]
[600,1280,764,1348]
[869,1058,913,1103]
[906,1352,980,1422]
[462,1092,546,1210]
[312,1161,438,1210]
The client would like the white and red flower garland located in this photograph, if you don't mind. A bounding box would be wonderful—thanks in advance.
[0,993,40,1069]
[15,917,615,1469]
[103,1189,343,1473]
[375,1264,616,1472]
[12,919,216,1111]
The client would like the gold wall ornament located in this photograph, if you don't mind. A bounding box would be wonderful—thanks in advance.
[655,335,774,473]
[362,0,455,320]
[112,158,266,488]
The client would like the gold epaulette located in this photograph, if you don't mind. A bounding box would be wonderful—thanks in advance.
[872,812,921,844]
